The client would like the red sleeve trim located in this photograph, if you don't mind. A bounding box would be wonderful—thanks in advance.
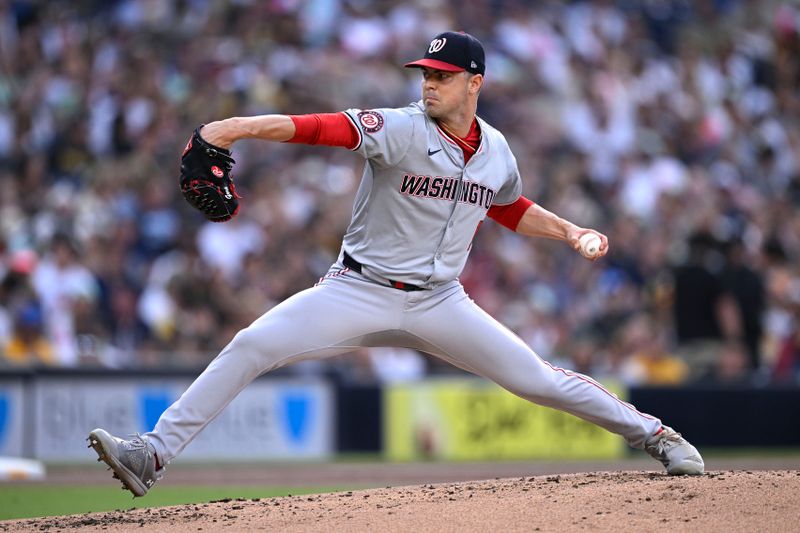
[287,113,360,149]
[487,195,535,231]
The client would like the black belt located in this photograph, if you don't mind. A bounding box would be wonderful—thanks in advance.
[342,252,425,291]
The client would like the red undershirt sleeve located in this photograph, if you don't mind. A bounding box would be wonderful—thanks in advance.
[286,113,359,149]
[487,195,535,231]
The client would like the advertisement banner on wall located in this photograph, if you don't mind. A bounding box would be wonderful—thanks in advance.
[32,377,333,461]
[0,379,24,457]
[384,378,625,461]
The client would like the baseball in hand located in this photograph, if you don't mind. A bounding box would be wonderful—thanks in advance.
[579,233,602,259]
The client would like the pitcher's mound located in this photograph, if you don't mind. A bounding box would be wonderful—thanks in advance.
[7,470,800,532]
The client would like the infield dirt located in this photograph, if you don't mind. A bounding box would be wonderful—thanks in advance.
[4,470,799,532]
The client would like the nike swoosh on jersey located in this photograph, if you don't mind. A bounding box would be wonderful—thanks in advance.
[427,148,442,156]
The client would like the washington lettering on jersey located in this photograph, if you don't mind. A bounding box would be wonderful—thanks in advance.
[400,174,496,209]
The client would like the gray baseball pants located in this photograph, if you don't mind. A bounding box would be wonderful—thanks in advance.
[145,265,661,463]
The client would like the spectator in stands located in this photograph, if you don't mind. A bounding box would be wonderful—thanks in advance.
[672,232,741,380]
[769,268,800,383]
[0,0,795,387]
[773,320,800,384]
[713,341,752,384]
[720,239,766,371]
[31,234,100,365]
[619,315,689,386]
[2,301,56,367]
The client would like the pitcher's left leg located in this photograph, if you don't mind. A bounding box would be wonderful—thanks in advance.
[405,285,660,449]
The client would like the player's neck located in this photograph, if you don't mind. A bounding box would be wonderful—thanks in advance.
[435,113,475,139]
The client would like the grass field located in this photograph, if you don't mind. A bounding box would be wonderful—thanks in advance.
[0,485,344,521]
[3,451,798,522]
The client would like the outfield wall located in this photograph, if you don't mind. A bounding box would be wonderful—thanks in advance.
[630,385,800,447]
[0,370,333,461]
[2,370,799,462]
[381,378,626,460]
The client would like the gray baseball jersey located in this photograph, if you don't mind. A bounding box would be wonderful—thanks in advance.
[341,102,520,287]
[144,103,662,466]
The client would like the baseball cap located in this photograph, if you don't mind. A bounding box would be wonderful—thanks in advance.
[404,31,485,75]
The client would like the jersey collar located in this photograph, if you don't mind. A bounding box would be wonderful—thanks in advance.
[415,100,490,160]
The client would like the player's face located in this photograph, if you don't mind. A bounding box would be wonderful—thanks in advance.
[420,68,473,118]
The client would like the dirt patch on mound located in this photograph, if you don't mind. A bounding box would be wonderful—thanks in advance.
[5,470,799,532]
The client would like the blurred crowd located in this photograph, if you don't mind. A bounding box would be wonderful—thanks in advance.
[0,0,799,386]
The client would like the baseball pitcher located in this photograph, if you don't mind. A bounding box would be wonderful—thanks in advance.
[89,31,703,497]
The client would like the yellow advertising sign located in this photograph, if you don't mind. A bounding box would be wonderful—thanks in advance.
[384,378,625,460]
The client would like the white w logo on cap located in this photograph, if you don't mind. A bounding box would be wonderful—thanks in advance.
[428,38,447,53]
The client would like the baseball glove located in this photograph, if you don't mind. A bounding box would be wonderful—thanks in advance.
[179,127,241,222]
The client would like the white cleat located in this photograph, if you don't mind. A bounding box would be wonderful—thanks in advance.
[645,426,704,476]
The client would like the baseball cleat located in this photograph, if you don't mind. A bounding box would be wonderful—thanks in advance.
[87,428,163,497]
[645,426,704,475]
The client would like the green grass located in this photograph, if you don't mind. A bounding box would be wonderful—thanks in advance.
[0,485,345,521]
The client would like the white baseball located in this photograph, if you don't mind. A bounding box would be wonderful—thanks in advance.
[579,233,602,258]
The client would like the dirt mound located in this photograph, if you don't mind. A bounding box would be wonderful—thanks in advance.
[5,470,799,532]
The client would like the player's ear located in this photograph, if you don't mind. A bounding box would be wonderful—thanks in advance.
[468,73,483,95]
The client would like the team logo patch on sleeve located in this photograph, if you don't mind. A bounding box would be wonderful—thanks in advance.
[357,111,384,133]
